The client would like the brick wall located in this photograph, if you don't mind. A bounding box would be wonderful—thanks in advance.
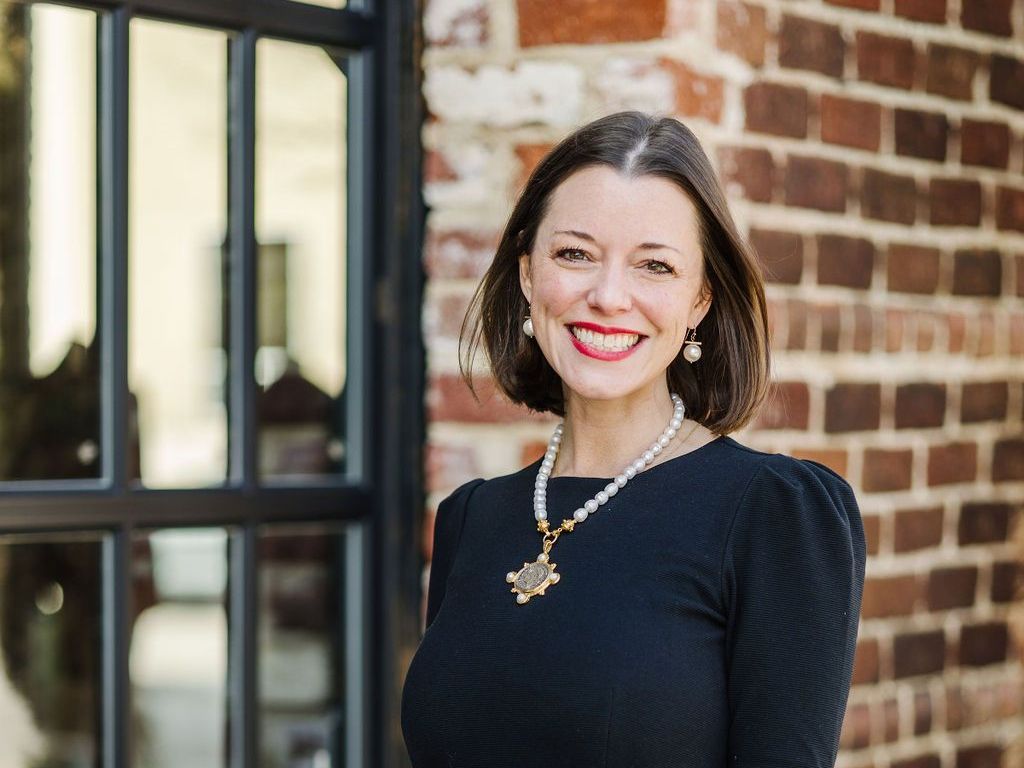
[420,1,1024,765]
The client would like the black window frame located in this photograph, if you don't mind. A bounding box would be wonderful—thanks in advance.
[0,0,424,766]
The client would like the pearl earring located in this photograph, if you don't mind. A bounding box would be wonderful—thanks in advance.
[523,316,534,338]
[683,327,702,363]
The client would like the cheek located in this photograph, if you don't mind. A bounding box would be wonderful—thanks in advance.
[531,272,579,316]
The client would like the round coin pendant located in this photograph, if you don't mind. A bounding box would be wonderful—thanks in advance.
[505,552,560,604]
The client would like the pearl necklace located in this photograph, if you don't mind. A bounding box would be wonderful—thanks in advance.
[505,392,696,605]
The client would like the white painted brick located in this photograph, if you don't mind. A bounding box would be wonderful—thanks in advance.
[424,0,487,47]
[424,62,584,128]
[423,140,500,208]
[592,58,675,115]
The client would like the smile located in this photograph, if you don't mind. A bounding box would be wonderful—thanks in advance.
[566,323,646,361]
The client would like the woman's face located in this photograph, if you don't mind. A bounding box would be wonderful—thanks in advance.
[518,165,712,405]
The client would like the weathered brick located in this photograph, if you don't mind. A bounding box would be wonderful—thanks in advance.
[839,703,871,750]
[718,147,774,203]
[887,243,940,294]
[428,373,546,423]
[895,505,944,551]
[996,186,1024,232]
[927,442,977,486]
[857,32,915,89]
[744,82,808,138]
[861,168,916,224]
[956,745,1003,768]
[952,249,1002,296]
[717,1,766,67]
[1018,254,1024,297]
[894,108,948,161]
[756,381,810,430]
[862,573,919,618]
[827,0,879,9]
[819,303,842,352]
[894,0,946,23]
[961,119,1010,169]
[959,622,1008,667]
[882,698,899,742]
[893,755,941,768]
[779,14,845,78]
[817,235,874,289]
[863,447,914,492]
[593,59,675,117]
[787,299,808,350]
[930,179,981,227]
[926,43,978,101]
[661,59,724,122]
[820,94,881,151]
[515,143,555,191]
[791,448,848,477]
[424,0,488,47]
[825,382,881,432]
[852,637,879,684]
[853,303,873,352]
[426,442,481,495]
[961,381,1008,423]
[424,229,499,279]
[913,691,932,735]
[517,0,667,45]
[895,382,946,428]
[990,55,1024,111]
[928,565,977,610]
[993,438,1024,481]
[961,0,1013,37]
[991,560,1021,603]
[862,513,880,555]
[749,229,802,284]
[958,501,1011,544]
[894,630,946,678]
[785,155,847,212]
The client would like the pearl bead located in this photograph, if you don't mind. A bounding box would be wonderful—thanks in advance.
[670,418,682,430]
[584,499,598,513]
[683,344,701,362]
[535,510,547,520]
[632,458,646,472]
[516,593,528,604]
[604,483,618,497]
[658,435,670,447]
[651,444,662,455]
[507,571,517,582]
[624,467,636,479]
[665,427,677,438]
[615,474,627,487]
[642,450,654,463]
[596,491,609,505]
[573,508,588,522]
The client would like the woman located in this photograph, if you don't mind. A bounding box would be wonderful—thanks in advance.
[402,111,866,768]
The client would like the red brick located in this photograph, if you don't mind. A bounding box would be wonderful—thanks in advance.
[961,381,1009,423]
[819,303,842,352]
[787,299,808,351]
[894,108,948,161]
[894,630,945,678]
[948,313,967,352]
[785,155,848,212]
[820,94,881,151]
[426,442,480,495]
[887,243,940,294]
[718,146,774,203]
[817,235,874,289]
[790,448,849,477]
[885,308,906,352]
[756,381,810,430]
[779,14,845,78]
[993,438,1024,481]
[961,0,1013,37]
[429,291,473,339]
[996,186,1024,232]
[894,505,944,551]
[839,703,871,750]
[959,622,1008,667]
[743,82,808,138]
[956,745,1004,768]
[852,303,873,352]
[863,447,913,492]
[952,249,1002,296]
[749,229,802,283]
[930,179,981,227]
[958,501,1011,544]
[926,43,978,101]
[424,229,499,279]
[517,0,667,46]
[895,382,946,428]
[913,691,932,735]
[861,168,916,224]
[428,373,546,423]
[894,0,946,23]
[515,143,555,191]
[425,0,488,46]
[827,0,879,9]
[662,59,724,122]
[852,637,879,685]
[928,565,977,610]
[961,119,1010,169]
[861,574,919,618]
[862,513,880,555]
[927,442,977,486]
[1018,254,1024,297]
[991,560,1021,603]
[990,55,1024,111]
[857,32,915,89]
[893,755,941,768]
[716,1,766,68]
[882,697,899,742]
[825,382,881,432]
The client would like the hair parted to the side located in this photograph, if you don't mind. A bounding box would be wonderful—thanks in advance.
[458,110,772,435]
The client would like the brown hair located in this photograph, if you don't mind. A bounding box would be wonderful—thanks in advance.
[458,111,771,435]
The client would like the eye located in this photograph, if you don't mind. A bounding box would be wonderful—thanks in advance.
[554,247,591,262]
[644,260,675,275]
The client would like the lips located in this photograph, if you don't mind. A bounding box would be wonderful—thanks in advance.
[566,322,646,361]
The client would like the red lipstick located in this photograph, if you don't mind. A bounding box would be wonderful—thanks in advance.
[568,321,644,335]
[566,323,645,361]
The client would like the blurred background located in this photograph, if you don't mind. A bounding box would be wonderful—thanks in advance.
[0,0,1021,767]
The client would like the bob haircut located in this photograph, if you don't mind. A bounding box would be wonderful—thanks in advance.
[459,110,771,435]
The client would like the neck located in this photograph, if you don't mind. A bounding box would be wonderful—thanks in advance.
[550,385,679,479]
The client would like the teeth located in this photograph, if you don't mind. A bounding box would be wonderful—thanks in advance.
[570,326,640,351]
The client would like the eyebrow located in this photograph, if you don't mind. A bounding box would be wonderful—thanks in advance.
[553,229,682,255]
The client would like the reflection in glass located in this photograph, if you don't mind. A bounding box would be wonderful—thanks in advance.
[129,20,228,488]
[258,524,347,768]
[256,39,348,480]
[0,3,100,480]
[0,533,102,767]
[130,528,229,768]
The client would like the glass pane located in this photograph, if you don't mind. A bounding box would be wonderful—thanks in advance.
[0,532,102,767]
[257,524,349,767]
[129,20,229,488]
[0,2,99,481]
[130,528,229,768]
[290,0,347,8]
[255,39,348,481]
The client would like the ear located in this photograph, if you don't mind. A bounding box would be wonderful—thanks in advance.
[518,251,533,305]
[691,283,713,327]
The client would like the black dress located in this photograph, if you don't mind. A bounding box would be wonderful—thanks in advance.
[401,434,866,768]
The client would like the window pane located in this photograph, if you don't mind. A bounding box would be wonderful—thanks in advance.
[290,0,347,8]
[129,20,229,488]
[255,39,348,481]
[0,2,99,481]
[0,532,102,767]
[130,528,229,768]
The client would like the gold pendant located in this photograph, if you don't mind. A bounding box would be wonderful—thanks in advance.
[506,551,560,604]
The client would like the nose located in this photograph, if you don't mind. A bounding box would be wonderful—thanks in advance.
[586,262,633,314]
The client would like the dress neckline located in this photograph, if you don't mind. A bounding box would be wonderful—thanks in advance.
[539,434,730,482]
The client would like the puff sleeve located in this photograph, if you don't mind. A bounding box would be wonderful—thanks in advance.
[425,478,485,630]
[722,455,867,767]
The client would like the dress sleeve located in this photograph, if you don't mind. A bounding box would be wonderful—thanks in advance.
[425,478,485,630]
[722,455,867,767]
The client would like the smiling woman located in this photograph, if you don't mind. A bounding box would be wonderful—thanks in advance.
[402,111,866,768]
